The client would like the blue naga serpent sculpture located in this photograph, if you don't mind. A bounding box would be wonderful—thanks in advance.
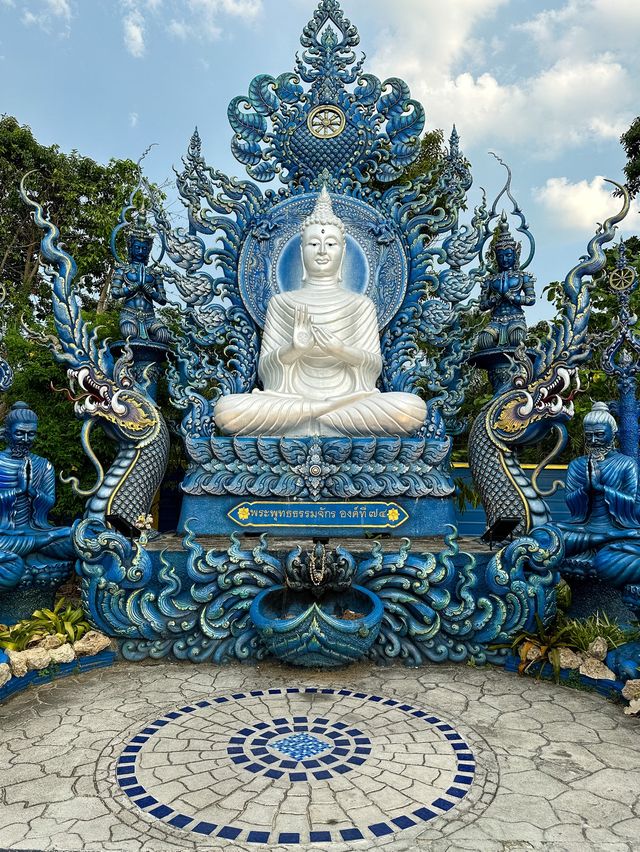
[20,178,170,530]
[469,182,630,535]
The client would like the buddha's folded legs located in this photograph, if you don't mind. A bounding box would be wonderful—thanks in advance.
[215,392,317,436]
[560,524,640,557]
[0,551,25,590]
[215,390,426,437]
[318,392,426,437]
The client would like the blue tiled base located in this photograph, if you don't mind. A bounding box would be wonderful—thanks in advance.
[0,649,116,704]
[272,733,331,759]
[116,688,476,844]
[178,494,455,538]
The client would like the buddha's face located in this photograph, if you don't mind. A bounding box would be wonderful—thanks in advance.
[584,419,615,456]
[7,420,37,458]
[302,223,345,282]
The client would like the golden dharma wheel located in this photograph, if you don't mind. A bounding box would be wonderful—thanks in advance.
[609,266,637,292]
[307,105,346,140]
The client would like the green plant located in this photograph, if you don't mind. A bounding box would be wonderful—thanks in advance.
[558,612,640,653]
[37,661,61,679]
[494,615,578,682]
[555,579,572,613]
[453,477,482,513]
[0,598,92,651]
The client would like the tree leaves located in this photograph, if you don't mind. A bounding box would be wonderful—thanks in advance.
[622,116,640,198]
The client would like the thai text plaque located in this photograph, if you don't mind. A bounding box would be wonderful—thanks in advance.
[228,501,408,529]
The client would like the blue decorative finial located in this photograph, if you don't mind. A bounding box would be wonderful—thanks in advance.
[618,239,627,269]
[226,0,425,185]
[449,125,459,156]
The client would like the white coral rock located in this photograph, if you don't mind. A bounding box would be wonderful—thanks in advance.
[49,644,75,664]
[73,631,112,657]
[579,657,616,681]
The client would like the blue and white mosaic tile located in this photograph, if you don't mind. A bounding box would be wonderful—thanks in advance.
[115,688,477,845]
[272,732,333,760]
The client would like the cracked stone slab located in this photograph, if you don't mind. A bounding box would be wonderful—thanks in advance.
[0,660,637,851]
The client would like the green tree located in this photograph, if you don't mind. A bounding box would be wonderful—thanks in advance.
[371,129,450,198]
[0,115,142,521]
[621,117,640,198]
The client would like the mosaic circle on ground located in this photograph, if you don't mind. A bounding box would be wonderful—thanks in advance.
[115,687,477,845]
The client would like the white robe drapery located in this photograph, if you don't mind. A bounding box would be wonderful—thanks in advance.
[215,285,426,437]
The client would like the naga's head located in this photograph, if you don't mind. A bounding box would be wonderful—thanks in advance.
[67,363,160,446]
[488,363,579,447]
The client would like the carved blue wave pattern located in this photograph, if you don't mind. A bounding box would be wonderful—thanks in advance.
[72,520,560,665]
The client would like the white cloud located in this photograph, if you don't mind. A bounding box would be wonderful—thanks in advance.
[518,0,640,59]
[129,111,139,128]
[168,0,263,41]
[369,0,508,85]
[120,0,262,54]
[45,0,70,18]
[123,9,145,57]
[534,175,640,232]
[21,0,71,31]
[366,0,637,157]
[168,18,196,39]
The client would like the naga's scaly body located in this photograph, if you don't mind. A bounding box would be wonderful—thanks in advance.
[85,418,170,525]
[469,399,550,534]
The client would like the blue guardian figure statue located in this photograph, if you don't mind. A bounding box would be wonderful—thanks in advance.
[0,402,75,620]
[476,213,536,353]
[111,207,170,346]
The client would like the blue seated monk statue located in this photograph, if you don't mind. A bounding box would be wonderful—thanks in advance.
[0,402,75,592]
[558,402,640,606]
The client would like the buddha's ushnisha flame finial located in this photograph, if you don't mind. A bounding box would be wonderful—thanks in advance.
[302,185,346,236]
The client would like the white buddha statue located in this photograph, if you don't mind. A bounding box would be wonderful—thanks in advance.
[215,188,426,437]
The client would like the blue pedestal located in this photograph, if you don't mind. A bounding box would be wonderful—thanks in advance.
[178,494,455,538]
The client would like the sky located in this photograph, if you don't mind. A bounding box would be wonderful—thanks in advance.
[1,0,639,321]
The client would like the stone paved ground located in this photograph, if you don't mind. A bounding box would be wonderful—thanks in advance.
[0,660,638,852]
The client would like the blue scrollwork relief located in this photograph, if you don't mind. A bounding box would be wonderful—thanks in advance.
[72,521,561,667]
[227,0,424,186]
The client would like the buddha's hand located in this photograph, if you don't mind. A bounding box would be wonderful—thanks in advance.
[312,326,346,359]
[292,305,315,355]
